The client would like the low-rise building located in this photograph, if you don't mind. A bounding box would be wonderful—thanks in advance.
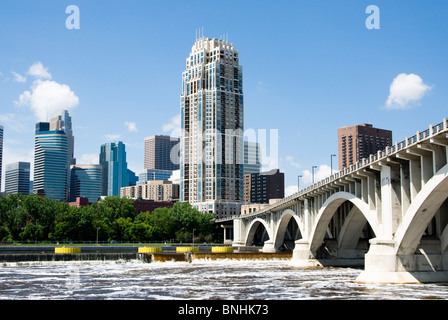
[243,169,284,204]
[121,180,179,202]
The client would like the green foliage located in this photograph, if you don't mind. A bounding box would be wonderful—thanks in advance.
[0,195,222,243]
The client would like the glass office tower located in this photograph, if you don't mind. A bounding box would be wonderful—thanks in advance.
[70,164,102,203]
[50,110,76,165]
[33,122,70,201]
[5,162,31,195]
[180,37,244,218]
[99,141,129,196]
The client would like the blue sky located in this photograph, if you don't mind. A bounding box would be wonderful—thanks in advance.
[1,0,447,195]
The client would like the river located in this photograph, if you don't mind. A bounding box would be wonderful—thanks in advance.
[0,258,447,300]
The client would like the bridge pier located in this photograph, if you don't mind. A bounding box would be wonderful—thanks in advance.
[356,238,448,284]
[261,241,276,253]
[291,239,365,268]
[290,240,323,267]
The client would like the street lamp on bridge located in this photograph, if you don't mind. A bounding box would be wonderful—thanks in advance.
[331,154,336,175]
[312,166,317,184]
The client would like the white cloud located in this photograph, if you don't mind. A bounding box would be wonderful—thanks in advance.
[27,61,52,79]
[286,155,301,168]
[285,185,299,197]
[0,113,29,132]
[79,153,99,165]
[125,121,138,132]
[105,134,121,141]
[11,71,27,83]
[301,164,332,186]
[386,73,432,110]
[256,80,266,92]
[162,113,181,137]
[162,114,181,132]
[15,79,79,122]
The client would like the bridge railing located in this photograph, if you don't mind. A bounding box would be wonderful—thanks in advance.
[241,118,448,219]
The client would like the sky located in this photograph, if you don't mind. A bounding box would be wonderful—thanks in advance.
[1,0,447,196]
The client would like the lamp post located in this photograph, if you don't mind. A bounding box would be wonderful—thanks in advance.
[312,166,317,184]
[331,154,336,175]
[297,175,302,192]
[193,228,196,247]
[96,227,100,246]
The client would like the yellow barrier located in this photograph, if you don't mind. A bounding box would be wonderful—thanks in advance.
[138,247,162,253]
[176,246,199,253]
[211,246,234,253]
[54,247,81,254]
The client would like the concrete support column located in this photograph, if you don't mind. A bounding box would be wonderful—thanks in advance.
[232,218,245,247]
[221,224,233,244]
[261,213,276,253]
[400,162,411,217]
[303,199,311,240]
[291,240,322,267]
[364,171,376,210]
[409,157,421,200]
[380,165,401,238]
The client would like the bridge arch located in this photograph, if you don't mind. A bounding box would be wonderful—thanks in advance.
[395,163,448,255]
[244,218,273,247]
[308,192,380,253]
[273,209,303,251]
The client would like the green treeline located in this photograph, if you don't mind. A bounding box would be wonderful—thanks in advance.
[0,194,222,243]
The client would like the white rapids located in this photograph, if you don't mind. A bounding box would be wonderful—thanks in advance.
[0,259,447,300]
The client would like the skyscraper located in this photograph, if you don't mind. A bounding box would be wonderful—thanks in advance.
[99,141,129,196]
[244,141,262,174]
[5,162,30,195]
[338,123,392,170]
[33,122,70,201]
[70,164,102,203]
[144,135,180,171]
[0,125,3,192]
[50,110,76,165]
[180,37,244,218]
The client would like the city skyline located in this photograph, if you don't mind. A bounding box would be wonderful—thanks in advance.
[1,1,447,197]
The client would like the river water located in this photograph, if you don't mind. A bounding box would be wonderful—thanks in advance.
[0,258,447,300]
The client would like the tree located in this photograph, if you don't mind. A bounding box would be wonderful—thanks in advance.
[22,195,59,238]
[0,226,11,242]
[0,194,223,243]
[146,207,176,241]
[101,196,136,220]
[19,223,44,241]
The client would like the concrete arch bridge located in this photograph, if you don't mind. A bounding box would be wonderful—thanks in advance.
[233,118,448,284]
